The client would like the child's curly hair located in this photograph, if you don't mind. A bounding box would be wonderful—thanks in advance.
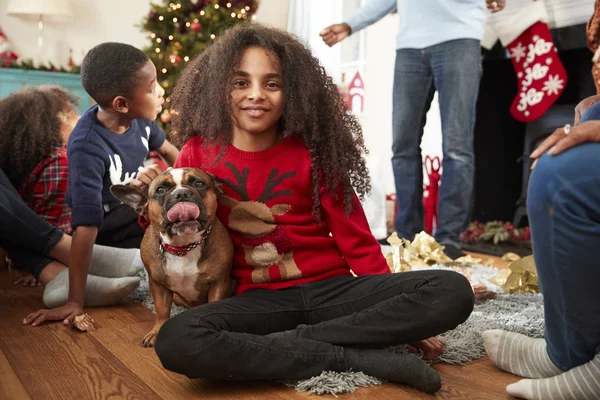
[0,85,78,188]
[171,24,370,219]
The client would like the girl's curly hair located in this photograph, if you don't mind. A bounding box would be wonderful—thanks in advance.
[0,85,78,188]
[171,24,370,219]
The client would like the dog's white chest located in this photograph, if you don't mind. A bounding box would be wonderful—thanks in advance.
[164,252,199,276]
[163,250,203,301]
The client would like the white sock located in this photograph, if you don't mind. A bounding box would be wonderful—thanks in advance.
[89,245,144,278]
[483,329,561,378]
[506,353,600,400]
[43,269,140,308]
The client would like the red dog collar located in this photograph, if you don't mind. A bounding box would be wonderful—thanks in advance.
[159,225,212,257]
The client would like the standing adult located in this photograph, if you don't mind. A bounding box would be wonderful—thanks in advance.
[321,0,505,258]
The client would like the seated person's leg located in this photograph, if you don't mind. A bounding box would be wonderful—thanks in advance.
[0,169,64,256]
[5,244,63,284]
[528,142,600,372]
[485,140,600,399]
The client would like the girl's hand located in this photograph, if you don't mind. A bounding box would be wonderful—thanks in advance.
[130,164,166,187]
[23,301,84,327]
[531,120,600,159]
[14,272,41,287]
[406,337,445,361]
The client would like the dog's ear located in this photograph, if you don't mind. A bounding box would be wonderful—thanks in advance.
[110,184,149,216]
[208,173,223,196]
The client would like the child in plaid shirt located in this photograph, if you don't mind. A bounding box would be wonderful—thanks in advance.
[0,85,77,234]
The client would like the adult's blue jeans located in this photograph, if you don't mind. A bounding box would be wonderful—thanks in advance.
[528,139,600,371]
[392,39,481,248]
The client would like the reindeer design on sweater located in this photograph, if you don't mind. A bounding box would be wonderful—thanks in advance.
[219,162,301,283]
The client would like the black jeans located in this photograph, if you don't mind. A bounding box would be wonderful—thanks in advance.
[0,170,63,278]
[155,270,474,381]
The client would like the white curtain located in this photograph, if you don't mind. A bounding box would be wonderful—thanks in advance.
[286,0,342,78]
[287,0,388,239]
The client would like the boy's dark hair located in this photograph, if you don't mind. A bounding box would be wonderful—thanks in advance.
[81,42,149,107]
[0,85,79,188]
[171,24,371,219]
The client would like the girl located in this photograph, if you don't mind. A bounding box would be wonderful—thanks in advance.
[136,25,474,394]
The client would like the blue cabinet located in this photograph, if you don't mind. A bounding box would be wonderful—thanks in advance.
[0,69,92,114]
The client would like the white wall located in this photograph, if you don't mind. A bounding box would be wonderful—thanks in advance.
[0,0,151,67]
[0,0,286,67]
[254,0,289,29]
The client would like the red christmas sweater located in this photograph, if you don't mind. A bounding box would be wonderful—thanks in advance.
[174,136,390,295]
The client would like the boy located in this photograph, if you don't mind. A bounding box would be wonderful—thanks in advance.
[66,42,178,319]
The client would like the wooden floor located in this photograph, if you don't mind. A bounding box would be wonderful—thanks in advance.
[0,253,518,400]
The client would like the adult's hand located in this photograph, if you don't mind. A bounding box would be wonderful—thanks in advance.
[486,0,506,13]
[320,23,351,47]
[531,120,600,159]
[574,95,600,126]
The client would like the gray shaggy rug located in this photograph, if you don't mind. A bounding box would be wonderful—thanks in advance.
[128,265,544,396]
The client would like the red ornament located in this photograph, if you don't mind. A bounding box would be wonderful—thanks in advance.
[67,48,74,69]
[0,28,19,67]
[423,156,441,235]
[169,54,181,64]
[160,109,172,124]
[191,22,202,33]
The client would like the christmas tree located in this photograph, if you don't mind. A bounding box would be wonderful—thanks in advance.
[140,0,259,128]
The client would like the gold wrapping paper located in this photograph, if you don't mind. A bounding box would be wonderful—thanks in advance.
[385,231,538,297]
[501,255,539,294]
[489,269,512,287]
[501,252,521,262]
[385,233,413,272]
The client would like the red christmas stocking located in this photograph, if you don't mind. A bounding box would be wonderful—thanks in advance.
[487,1,567,122]
[507,22,567,122]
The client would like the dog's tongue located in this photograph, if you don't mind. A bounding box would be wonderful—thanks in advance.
[167,202,200,223]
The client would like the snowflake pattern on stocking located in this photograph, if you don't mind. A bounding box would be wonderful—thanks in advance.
[510,42,527,62]
[542,74,565,96]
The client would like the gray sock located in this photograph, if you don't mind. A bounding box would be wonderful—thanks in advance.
[344,348,441,394]
[483,330,561,378]
[43,269,140,308]
[89,245,144,278]
[506,353,600,400]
